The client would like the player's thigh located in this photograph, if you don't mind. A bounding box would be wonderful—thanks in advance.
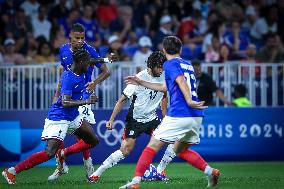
[74,119,99,145]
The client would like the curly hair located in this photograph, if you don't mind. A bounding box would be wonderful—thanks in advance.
[146,51,167,69]
[73,48,90,65]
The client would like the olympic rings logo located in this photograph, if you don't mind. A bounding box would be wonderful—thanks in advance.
[96,120,125,146]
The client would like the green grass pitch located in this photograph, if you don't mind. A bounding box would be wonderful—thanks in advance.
[1,162,284,189]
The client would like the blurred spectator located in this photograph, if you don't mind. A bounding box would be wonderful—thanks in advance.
[256,33,284,63]
[4,8,33,55]
[109,5,135,42]
[177,10,206,49]
[1,0,18,16]
[216,0,243,22]
[242,5,258,38]
[192,59,230,106]
[193,0,212,19]
[107,35,130,61]
[51,24,69,54]
[278,0,284,43]
[202,19,226,54]
[3,38,29,65]
[225,20,249,57]
[96,0,118,27]
[77,3,101,48]
[232,84,252,107]
[153,15,173,50]
[32,5,52,41]
[48,0,70,24]
[251,5,278,41]
[34,41,56,63]
[219,44,230,62]
[20,0,40,19]
[168,0,193,21]
[205,35,220,63]
[244,44,257,62]
[58,8,80,37]
[132,36,153,72]
[128,0,149,33]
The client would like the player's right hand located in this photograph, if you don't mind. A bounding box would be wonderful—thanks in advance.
[188,100,208,110]
[106,120,113,130]
[88,93,98,104]
[124,76,140,85]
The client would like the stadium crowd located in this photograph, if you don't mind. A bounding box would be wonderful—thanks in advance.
[0,0,284,66]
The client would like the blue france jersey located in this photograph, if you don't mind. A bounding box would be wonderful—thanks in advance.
[48,70,85,121]
[59,42,103,99]
[164,57,204,117]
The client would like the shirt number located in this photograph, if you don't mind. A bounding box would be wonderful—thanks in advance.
[184,73,197,97]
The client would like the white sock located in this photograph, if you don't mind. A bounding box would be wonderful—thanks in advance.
[8,167,16,175]
[204,165,213,176]
[132,176,141,184]
[83,157,92,163]
[93,150,125,176]
[157,144,176,173]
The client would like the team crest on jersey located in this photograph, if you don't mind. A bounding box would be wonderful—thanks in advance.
[129,130,135,136]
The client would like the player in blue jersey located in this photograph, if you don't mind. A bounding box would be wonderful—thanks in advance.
[120,36,220,189]
[2,49,99,185]
[48,23,116,181]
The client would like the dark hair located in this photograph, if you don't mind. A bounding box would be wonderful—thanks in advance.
[147,51,166,69]
[162,36,182,55]
[234,84,247,97]
[191,59,201,66]
[71,23,85,33]
[73,48,90,64]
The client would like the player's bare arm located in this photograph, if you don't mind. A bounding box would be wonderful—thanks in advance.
[161,92,168,117]
[89,53,118,65]
[61,93,98,108]
[106,95,127,130]
[86,64,110,92]
[175,75,207,110]
[124,76,167,92]
[52,66,64,103]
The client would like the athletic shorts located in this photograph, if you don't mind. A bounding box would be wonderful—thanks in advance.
[78,104,96,124]
[41,115,84,141]
[153,116,202,144]
[122,117,161,139]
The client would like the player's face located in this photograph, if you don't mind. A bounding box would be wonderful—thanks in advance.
[152,66,163,77]
[70,32,85,50]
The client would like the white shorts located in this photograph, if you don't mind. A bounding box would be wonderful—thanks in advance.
[41,119,70,141]
[153,116,202,144]
[78,104,96,124]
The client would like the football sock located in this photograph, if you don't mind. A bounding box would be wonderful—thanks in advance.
[7,167,16,175]
[93,150,125,176]
[132,176,142,184]
[178,149,208,172]
[157,144,176,173]
[134,147,156,177]
[64,139,93,157]
[82,150,91,160]
[14,151,50,174]
[204,165,214,176]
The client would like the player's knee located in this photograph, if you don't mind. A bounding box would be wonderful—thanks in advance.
[88,137,99,146]
[45,146,57,158]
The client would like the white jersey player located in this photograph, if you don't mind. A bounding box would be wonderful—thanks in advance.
[88,51,168,182]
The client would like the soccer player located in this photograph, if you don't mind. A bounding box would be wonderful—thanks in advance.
[2,49,99,185]
[88,51,168,182]
[120,36,220,189]
[48,23,114,181]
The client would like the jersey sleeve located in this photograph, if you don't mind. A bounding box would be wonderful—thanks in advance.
[164,60,184,81]
[123,84,137,98]
[59,47,72,70]
[60,72,73,96]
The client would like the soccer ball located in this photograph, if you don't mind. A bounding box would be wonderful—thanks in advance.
[142,164,157,181]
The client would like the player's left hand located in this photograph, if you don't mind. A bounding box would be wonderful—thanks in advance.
[106,120,114,130]
[188,100,208,110]
[107,53,119,63]
[85,81,96,93]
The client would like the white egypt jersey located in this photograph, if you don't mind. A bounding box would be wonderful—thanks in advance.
[123,69,165,123]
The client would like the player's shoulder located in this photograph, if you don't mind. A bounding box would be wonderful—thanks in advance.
[82,42,95,51]
[59,43,71,52]
[136,69,148,79]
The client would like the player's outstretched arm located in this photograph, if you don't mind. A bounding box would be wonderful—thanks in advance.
[175,75,207,110]
[89,53,118,65]
[86,64,110,93]
[52,66,64,103]
[125,76,167,92]
[106,95,127,130]
[61,93,98,108]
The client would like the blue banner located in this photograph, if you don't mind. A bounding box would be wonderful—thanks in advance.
[0,108,283,166]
